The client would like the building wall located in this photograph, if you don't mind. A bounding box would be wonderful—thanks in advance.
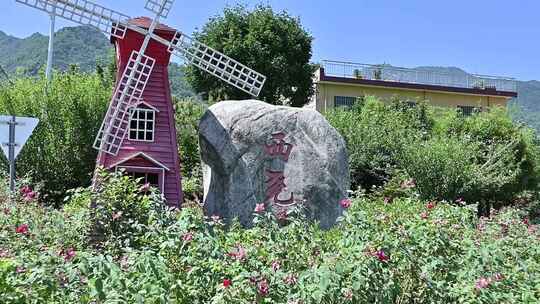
[316,82,509,112]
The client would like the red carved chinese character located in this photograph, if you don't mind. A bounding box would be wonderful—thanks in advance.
[264,169,294,206]
[265,132,293,162]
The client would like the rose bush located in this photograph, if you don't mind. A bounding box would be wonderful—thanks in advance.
[1,172,539,303]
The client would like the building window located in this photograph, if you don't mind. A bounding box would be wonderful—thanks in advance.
[457,105,480,117]
[334,96,357,108]
[129,106,155,141]
[125,171,160,191]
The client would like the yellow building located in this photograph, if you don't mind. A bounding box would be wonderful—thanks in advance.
[314,60,517,115]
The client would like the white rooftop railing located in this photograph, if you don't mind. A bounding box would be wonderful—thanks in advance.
[321,60,517,93]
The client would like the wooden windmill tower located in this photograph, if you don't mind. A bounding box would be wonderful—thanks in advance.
[16,0,267,207]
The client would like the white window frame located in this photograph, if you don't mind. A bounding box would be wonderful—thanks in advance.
[334,96,357,108]
[116,166,165,192]
[129,107,156,142]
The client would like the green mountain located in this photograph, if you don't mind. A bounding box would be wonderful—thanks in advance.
[0,26,111,74]
[0,26,196,98]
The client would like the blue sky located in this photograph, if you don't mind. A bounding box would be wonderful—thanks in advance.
[1,0,539,81]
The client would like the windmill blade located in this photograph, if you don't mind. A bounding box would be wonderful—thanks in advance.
[94,51,156,155]
[16,0,130,39]
[145,0,174,18]
[166,32,267,97]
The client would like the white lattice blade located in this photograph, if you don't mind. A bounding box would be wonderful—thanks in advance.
[145,0,174,18]
[94,51,156,155]
[167,32,266,97]
[16,0,130,39]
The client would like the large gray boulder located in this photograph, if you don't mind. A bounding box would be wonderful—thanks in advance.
[199,100,350,229]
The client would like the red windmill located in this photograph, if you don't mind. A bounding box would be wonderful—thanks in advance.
[16,0,267,206]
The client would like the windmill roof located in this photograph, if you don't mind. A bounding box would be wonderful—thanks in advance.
[128,17,176,33]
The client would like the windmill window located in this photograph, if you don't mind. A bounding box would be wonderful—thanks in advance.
[129,106,155,142]
[126,171,160,191]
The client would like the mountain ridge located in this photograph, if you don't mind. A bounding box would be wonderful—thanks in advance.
[0,26,538,126]
[0,26,196,98]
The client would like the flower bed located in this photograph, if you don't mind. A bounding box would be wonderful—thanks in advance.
[0,175,539,303]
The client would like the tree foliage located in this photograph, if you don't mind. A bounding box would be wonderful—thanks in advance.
[186,5,315,107]
[326,98,540,212]
[0,69,112,204]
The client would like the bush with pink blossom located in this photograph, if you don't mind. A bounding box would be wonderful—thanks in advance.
[1,171,539,303]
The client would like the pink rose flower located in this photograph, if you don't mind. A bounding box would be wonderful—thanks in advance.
[284,273,298,285]
[228,245,247,262]
[475,277,491,290]
[421,212,429,219]
[343,288,353,301]
[182,232,194,242]
[339,198,352,209]
[20,186,32,195]
[257,279,269,296]
[139,183,151,193]
[271,260,281,272]
[23,191,37,202]
[400,179,416,189]
[64,248,76,261]
[254,203,266,213]
[112,211,123,221]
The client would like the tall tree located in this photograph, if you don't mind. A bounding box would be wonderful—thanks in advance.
[186,5,315,107]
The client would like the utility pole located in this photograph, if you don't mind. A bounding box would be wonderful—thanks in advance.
[45,13,55,82]
[8,115,16,193]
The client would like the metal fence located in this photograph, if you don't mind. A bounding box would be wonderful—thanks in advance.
[321,60,517,93]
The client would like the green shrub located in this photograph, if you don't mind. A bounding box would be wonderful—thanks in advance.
[430,107,540,208]
[327,98,540,211]
[89,169,171,253]
[325,97,431,190]
[400,136,477,202]
[0,71,111,204]
[174,97,206,200]
[1,183,538,303]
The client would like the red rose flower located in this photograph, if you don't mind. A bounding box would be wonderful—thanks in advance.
[374,250,390,262]
[15,224,29,235]
[426,201,436,209]
[222,278,232,288]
